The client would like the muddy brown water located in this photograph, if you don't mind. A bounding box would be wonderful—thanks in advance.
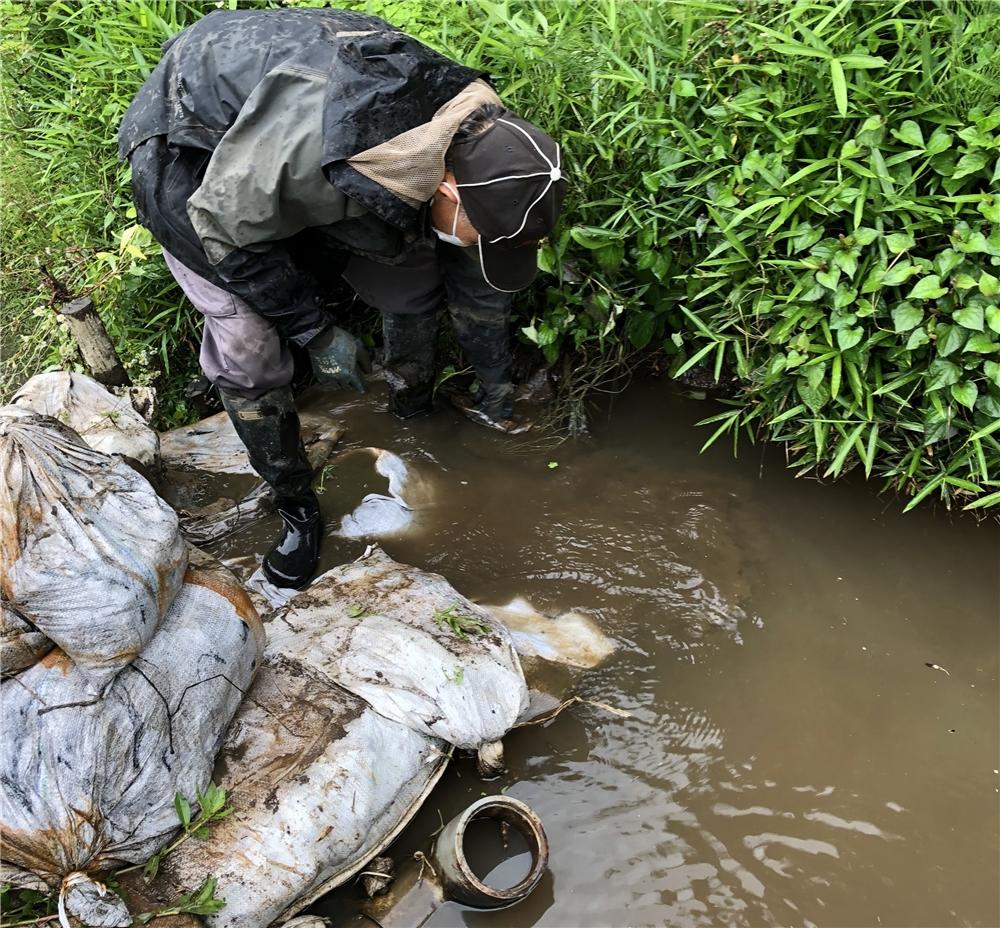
[207,380,999,928]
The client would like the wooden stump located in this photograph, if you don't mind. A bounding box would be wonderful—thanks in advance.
[58,296,130,386]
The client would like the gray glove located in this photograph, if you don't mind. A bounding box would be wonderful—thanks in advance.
[307,326,366,392]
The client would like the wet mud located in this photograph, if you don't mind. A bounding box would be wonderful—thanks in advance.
[208,380,998,928]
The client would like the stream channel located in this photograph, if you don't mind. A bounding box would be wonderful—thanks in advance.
[207,378,999,928]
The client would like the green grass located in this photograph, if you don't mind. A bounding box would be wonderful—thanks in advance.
[3,0,1000,509]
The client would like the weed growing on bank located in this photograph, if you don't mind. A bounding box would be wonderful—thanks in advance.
[2,0,999,509]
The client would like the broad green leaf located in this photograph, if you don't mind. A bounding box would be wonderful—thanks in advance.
[978,196,1000,224]
[934,249,963,277]
[986,305,1000,334]
[837,325,864,350]
[816,267,840,289]
[892,120,923,148]
[833,286,857,310]
[906,327,930,350]
[953,304,985,331]
[907,274,947,300]
[674,78,697,98]
[882,261,916,286]
[952,151,990,180]
[830,58,848,117]
[797,373,829,412]
[984,360,1000,388]
[979,270,1000,297]
[936,323,968,356]
[951,381,978,409]
[833,250,858,277]
[175,794,191,828]
[891,302,923,332]
[852,227,879,246]
[953,273,977,290]
[964,333,998,353]
[926,359,962,390]
[886,232,915,254]
[925,126,953,155]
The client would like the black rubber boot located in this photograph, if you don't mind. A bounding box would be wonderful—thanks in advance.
[382,309,437,419]
[447,302,515,421]
[218,387,322,589]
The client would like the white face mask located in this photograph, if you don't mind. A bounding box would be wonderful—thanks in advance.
[432,183,475,247]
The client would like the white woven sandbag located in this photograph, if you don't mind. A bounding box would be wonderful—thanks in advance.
[0,599,52,676]
[12,372,159,470]
[153,646,446,928]
[273,548,528,749]
[0,561,265,883]
[0,409,186,690]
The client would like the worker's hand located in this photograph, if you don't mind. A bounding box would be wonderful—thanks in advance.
[307,326,367,392]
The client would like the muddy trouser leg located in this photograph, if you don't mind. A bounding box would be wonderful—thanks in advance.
[441,246,515,420]
[342,244,445,420]
[162,250,319,587]
[380,309,439,418]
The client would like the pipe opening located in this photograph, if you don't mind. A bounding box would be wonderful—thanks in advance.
[435,795,548,908]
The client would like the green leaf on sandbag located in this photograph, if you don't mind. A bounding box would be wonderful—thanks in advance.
[951,381,978,409]
[892,302,923,332]
[908,274,947,300]
[926,358,962,390]
[953,304,985,331]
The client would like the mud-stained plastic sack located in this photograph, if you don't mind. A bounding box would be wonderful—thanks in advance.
[0,599,52,676]
[154,643,447,928]
[0,409,187,690]
[12,372,159,470]
[275,548,528,749]
[0,561,264,882]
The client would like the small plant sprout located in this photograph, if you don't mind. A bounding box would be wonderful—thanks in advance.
[444,665,465,685]
[433,604,489,640]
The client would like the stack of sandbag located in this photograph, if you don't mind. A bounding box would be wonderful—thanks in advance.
[152,548,529,928]
[12,371,160,473]
[0,407,185,689]
[0,408,265,926]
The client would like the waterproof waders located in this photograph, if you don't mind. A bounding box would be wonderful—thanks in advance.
[218,387,321,589]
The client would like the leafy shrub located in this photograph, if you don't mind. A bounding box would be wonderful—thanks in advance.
[2,0,999,508]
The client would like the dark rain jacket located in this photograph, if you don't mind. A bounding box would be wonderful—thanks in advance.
[118,8,484,346]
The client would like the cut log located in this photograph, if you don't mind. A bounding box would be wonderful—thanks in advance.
[58,296,130,386]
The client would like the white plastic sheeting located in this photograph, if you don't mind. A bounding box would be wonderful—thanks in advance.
[151,549,528,928]
[0,408,187,691]
[0,562,264,882]
[12,372,159,469]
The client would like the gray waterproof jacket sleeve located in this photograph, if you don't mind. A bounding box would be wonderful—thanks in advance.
[185,65,366,346]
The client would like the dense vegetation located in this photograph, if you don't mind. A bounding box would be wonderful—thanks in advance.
[3,0,1000,510]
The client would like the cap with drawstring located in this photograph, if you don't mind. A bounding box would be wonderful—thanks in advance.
[450,111,567,292]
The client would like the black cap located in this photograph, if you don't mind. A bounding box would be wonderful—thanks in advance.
[451,111,567,292]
